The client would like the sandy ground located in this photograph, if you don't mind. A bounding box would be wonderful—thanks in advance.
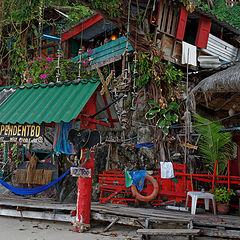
[0,216,141,240]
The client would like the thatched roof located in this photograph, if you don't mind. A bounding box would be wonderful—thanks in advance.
[191,62,240,94]
[187,62,240,112]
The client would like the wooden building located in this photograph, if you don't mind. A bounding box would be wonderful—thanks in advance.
[154,0,239,69]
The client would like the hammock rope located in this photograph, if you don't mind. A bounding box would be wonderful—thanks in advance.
[0,166,72,196]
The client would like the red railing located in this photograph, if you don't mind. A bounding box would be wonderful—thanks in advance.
[99,161,240,207]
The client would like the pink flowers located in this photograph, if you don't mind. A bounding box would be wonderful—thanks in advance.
[27,78,32,83]
[46,57,53,62]
[40,73,49,79]
[87,49,93,55]
[137,100,141,104]
[37,57,42,60]
[82,60,90,66]
[45,66,49,69]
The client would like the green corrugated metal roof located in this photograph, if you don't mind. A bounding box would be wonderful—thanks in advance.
[72,36,133,65]
[0,79,100,124]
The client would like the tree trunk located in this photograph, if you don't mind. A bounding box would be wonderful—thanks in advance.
[0,0,3,42]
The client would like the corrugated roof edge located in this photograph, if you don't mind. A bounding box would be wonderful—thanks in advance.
[0,79,100,91]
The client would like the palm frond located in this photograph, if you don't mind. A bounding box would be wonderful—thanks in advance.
[194,114,234,175]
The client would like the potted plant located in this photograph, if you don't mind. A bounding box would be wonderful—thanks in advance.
[212,187,235,214]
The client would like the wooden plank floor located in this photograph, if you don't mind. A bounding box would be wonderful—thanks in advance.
[0,195,75,210]
[0,195,240,238]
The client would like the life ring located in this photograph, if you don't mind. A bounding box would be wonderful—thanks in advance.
[131,174,159,202]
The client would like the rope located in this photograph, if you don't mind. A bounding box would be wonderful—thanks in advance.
[0,166,73,196]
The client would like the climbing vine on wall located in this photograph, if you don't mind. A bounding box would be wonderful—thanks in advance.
[136,52,160,88]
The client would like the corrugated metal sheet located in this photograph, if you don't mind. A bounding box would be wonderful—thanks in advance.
[0,80,100,124]
[203,34,238,62]
[72,37,133,68]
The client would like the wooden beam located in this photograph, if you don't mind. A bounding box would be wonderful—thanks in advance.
[77,115,110,127]
[201,228,240,239]
[0,198,75,211]
[102,217,120,232]
[137,228,200,236]
[87,55,122,71]
[193,220,240,230]
[0,208,74,222]
[91,212,142,227]
[61,14,103,43]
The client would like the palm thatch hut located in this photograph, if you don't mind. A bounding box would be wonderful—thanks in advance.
[187,62,240,125]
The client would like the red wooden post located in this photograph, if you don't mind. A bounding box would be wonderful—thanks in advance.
[75,93,96,232]
[212,160,218,190]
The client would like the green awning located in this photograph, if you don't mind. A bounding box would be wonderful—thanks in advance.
[0,79,100,124]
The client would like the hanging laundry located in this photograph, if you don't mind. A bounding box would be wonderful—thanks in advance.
[182,41,197,67]
[160,162,175,179]
[125,170,146,191]
[53,121,76,156]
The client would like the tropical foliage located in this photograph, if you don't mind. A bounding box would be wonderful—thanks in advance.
[194,114,234,175]
[0,0,93,84]
[145,101,179,135]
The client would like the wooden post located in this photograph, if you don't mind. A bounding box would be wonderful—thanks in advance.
[0,142,7,179]
[75,93,96,232]
[228,159,230,191]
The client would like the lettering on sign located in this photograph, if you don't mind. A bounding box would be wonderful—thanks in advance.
[0,123,44,142]
[70,167,91,178]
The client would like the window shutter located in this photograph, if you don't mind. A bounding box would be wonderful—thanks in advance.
[195,17,212,48]
[176,6,188,40]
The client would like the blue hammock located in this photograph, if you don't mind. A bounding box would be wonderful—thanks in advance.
[0,167,72,196]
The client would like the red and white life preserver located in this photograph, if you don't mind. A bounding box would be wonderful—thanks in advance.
[131,174,159,202]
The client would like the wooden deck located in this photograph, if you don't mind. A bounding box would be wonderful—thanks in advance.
[0,196,239,238]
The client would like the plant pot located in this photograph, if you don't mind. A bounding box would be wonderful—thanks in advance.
[217,202,230,214]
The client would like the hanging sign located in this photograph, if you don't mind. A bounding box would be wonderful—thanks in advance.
[180,141,198,150]
[70,167,91,178]
[0,123,44,143]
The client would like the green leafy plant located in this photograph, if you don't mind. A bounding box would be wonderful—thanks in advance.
[194,114,235,175]
[212,187,235,204]
[145,100,179,135]
[161,62,183,86]
[88,0,121,18]
[136,52,156,88]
